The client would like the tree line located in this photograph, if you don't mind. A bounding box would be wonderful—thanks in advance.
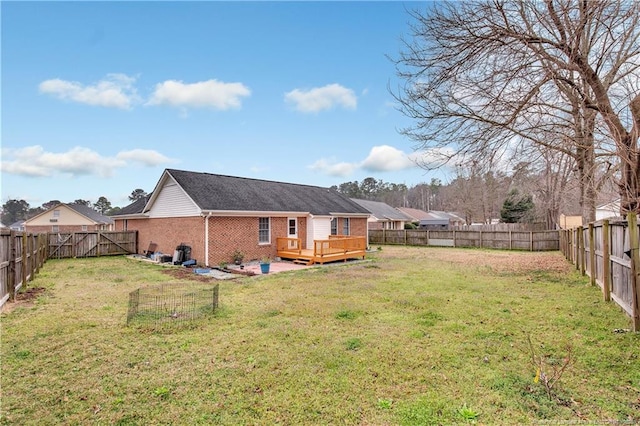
[333,159,612,228]
[0,189,148,226]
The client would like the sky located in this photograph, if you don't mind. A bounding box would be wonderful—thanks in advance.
[1,1,448,209]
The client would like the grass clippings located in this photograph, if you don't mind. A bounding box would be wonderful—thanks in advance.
[1,246,639,425]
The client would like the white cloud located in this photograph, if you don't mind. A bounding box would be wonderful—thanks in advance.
[309,145,424,178]
[39,73,138,109]
[1,145,173,178]
[147,79,251,110]
[361,145,416,172]
[284,83,357,113]
[116,149,172,166]
[308,158,358,177]
[408,147,458,169]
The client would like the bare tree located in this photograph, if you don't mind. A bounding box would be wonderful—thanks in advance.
[394,0,640,218]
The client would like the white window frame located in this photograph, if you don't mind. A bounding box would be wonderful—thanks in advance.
[342,218,350,235]
[52,225,59,232]
[258,217,271,244]
[82,225,88,232]
[53,210,60,218]
[330,217,337,235]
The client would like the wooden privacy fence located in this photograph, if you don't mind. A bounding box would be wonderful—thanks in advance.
[0,230,48,308]
[559,214,640,331]
[369,229,559,251]
[48,231,137,259]
[1,230,137,310]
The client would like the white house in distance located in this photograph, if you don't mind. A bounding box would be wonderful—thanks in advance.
[596,199,621,221]
[25,203,114,233]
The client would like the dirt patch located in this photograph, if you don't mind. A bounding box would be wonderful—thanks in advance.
[379,246,572,275]
[1,287,47,314]
[161,267,218,282]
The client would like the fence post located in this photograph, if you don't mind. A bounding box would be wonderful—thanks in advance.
[22,232,28,289]
[8,231,16,301]
[588,224,596,286]
[602,220,611,301]
[575,227,581,272]
[530,231,533,251]
[627,213,640,331]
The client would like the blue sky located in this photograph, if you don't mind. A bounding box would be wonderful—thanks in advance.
[2,1,447,209]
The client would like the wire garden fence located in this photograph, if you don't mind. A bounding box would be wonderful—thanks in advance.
[127,282,219,329]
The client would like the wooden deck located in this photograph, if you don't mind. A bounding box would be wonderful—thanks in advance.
[276,236,367,265]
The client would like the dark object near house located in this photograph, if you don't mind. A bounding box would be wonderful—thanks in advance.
[182,259,196,267]
[145,242,158,258]
[173,243,192,265]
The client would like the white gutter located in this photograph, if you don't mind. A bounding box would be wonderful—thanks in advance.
[201,210,309,217]
[204,212,212,267]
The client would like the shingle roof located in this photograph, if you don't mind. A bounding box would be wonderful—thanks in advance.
[350,199,412,221]
[67,204,114,224]
[396,207,430,221]
[166,169,369,216]
[116,195,150,216]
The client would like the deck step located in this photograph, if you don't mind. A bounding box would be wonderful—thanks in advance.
[293,258,313,265]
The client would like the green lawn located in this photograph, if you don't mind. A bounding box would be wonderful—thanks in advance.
[1,246,638,425]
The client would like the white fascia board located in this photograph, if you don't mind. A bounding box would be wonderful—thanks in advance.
[202,210,310,217]
[112,213,150,220]
[330,212,370,218]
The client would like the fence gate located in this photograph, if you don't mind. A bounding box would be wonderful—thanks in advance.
[48,231,137,259]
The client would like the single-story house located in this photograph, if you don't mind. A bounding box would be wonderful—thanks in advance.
[419,210,465,229]
[25,203,114,234]
[596,199,621,221]
[350,199,413,230]
[395,207,431,225]
[8,220,25,231]
[112,169,371,266]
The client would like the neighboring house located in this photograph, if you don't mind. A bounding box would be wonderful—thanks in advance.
[112,168,370,266]
[396,207,431,224]
[350,199,412,230]
[395,207,465,229]
[596,199,621,221]
[419,210,465,230]
[558,214,583,229]
[9,220,25,231]
[25,203,114,233]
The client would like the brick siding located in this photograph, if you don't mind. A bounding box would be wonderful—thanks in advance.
[115,214,366,266]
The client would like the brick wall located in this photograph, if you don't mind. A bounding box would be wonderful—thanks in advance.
[350,217,368,237]
[207,216,308,265]
[121,216,205,263]
[116,214,367,266]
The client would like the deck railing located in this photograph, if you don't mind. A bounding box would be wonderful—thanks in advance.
[313,236,366,257]
[276,237,302,254]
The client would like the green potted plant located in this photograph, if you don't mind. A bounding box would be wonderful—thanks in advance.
[232,249,245,265]
[259,256,271,274]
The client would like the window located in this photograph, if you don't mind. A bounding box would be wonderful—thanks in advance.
[330,218,337,235]
[52,225,59,232]
[123,220,128,231]
[343,218,350,235]
[259,217,270,244]
[53,210,60,218]
[288,218,297,236]
[82,225,88,231]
